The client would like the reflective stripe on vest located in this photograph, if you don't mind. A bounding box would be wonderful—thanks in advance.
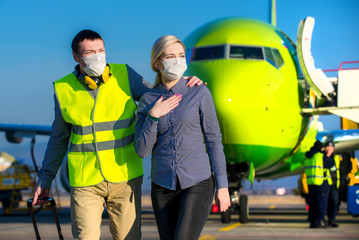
[304,152,332,186]
[54,63,143,187]
[69,116,136,152]
[334,155,340,188]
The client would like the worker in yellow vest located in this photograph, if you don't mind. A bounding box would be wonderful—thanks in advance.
[326,141,340,228]
[305,140,333,228]
[31,30,202,240]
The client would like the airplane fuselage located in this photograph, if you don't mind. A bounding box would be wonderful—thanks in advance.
[184,18,310,179]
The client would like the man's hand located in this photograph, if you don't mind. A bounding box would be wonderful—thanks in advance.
[148,94,182,118]
[215,188,231,212]
[32,185,50,205]
[184,76,207,87]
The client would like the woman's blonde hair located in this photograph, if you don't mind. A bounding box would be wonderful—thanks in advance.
[151,35,186,88]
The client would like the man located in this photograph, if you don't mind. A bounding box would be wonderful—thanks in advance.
[326,141,340,227]
[305,139,334,228]
[32,30,202,240]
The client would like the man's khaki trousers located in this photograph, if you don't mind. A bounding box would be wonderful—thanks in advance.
[70,176,142,240]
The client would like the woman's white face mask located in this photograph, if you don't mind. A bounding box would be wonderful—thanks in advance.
[78,53,106,77]
[160,58,187,81]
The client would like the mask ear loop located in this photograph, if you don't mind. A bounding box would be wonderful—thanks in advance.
[155,59,162,72]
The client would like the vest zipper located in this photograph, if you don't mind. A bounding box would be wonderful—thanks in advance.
[91,88,107,182]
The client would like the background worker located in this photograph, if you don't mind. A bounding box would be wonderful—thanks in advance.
[305,139,333,228]
[32,30,202,240]
[326,141,340,228]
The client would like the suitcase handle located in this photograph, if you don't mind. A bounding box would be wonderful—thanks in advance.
[27,197,55,208]
[27,197,64,240]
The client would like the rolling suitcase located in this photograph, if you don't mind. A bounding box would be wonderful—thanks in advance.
[27,197,64,240]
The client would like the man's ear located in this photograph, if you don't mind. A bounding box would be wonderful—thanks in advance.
[73,52,80,63]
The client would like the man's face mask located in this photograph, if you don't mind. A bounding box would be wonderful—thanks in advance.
[78,53,106,77]
[160,58,187,81]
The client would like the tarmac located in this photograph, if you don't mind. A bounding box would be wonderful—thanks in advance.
[0,194,358,240]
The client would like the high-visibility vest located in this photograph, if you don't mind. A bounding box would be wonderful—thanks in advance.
[329,155,340,189]
[54,63,143,187]
[304,152,332,186]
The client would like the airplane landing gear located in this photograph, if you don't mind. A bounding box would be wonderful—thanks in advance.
[239,194,249,223]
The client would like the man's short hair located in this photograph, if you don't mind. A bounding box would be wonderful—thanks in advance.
[71,30,103,54]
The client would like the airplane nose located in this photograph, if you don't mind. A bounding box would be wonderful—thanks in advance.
[187,59,282,112]
[187,59,302,169]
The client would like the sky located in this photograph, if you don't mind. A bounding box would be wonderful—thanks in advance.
[0,0,358,190]
[0,0,358,126]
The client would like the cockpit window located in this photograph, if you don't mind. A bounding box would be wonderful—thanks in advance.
[272,48,284,68]
[264,47,276,66]
[189,44,284,69]
[264,47,284,68]
[192,45,225,61]
[229,46,264,60]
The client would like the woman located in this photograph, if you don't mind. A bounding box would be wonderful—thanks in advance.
[135,35,230,240]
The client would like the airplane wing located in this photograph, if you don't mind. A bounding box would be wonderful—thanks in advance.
[0,123,52,175]
[0,123,51,143]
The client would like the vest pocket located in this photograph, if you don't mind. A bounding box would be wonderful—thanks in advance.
[67,151,102,187]
[67,152,85,186]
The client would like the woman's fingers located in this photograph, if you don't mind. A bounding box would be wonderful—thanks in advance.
[163,94,182,108]
[149,95,182,118]
[216,188,231,212]
[169,95,181,107]
[219,200,231,212]
[167,94,182,102]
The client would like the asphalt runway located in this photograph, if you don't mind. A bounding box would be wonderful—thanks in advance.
[1,195,358,240]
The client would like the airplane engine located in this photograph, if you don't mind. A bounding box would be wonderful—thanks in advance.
[5,131,23,144]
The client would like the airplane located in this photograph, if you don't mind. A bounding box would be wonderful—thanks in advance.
[1,0,359,221]
[183,1,359,222]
